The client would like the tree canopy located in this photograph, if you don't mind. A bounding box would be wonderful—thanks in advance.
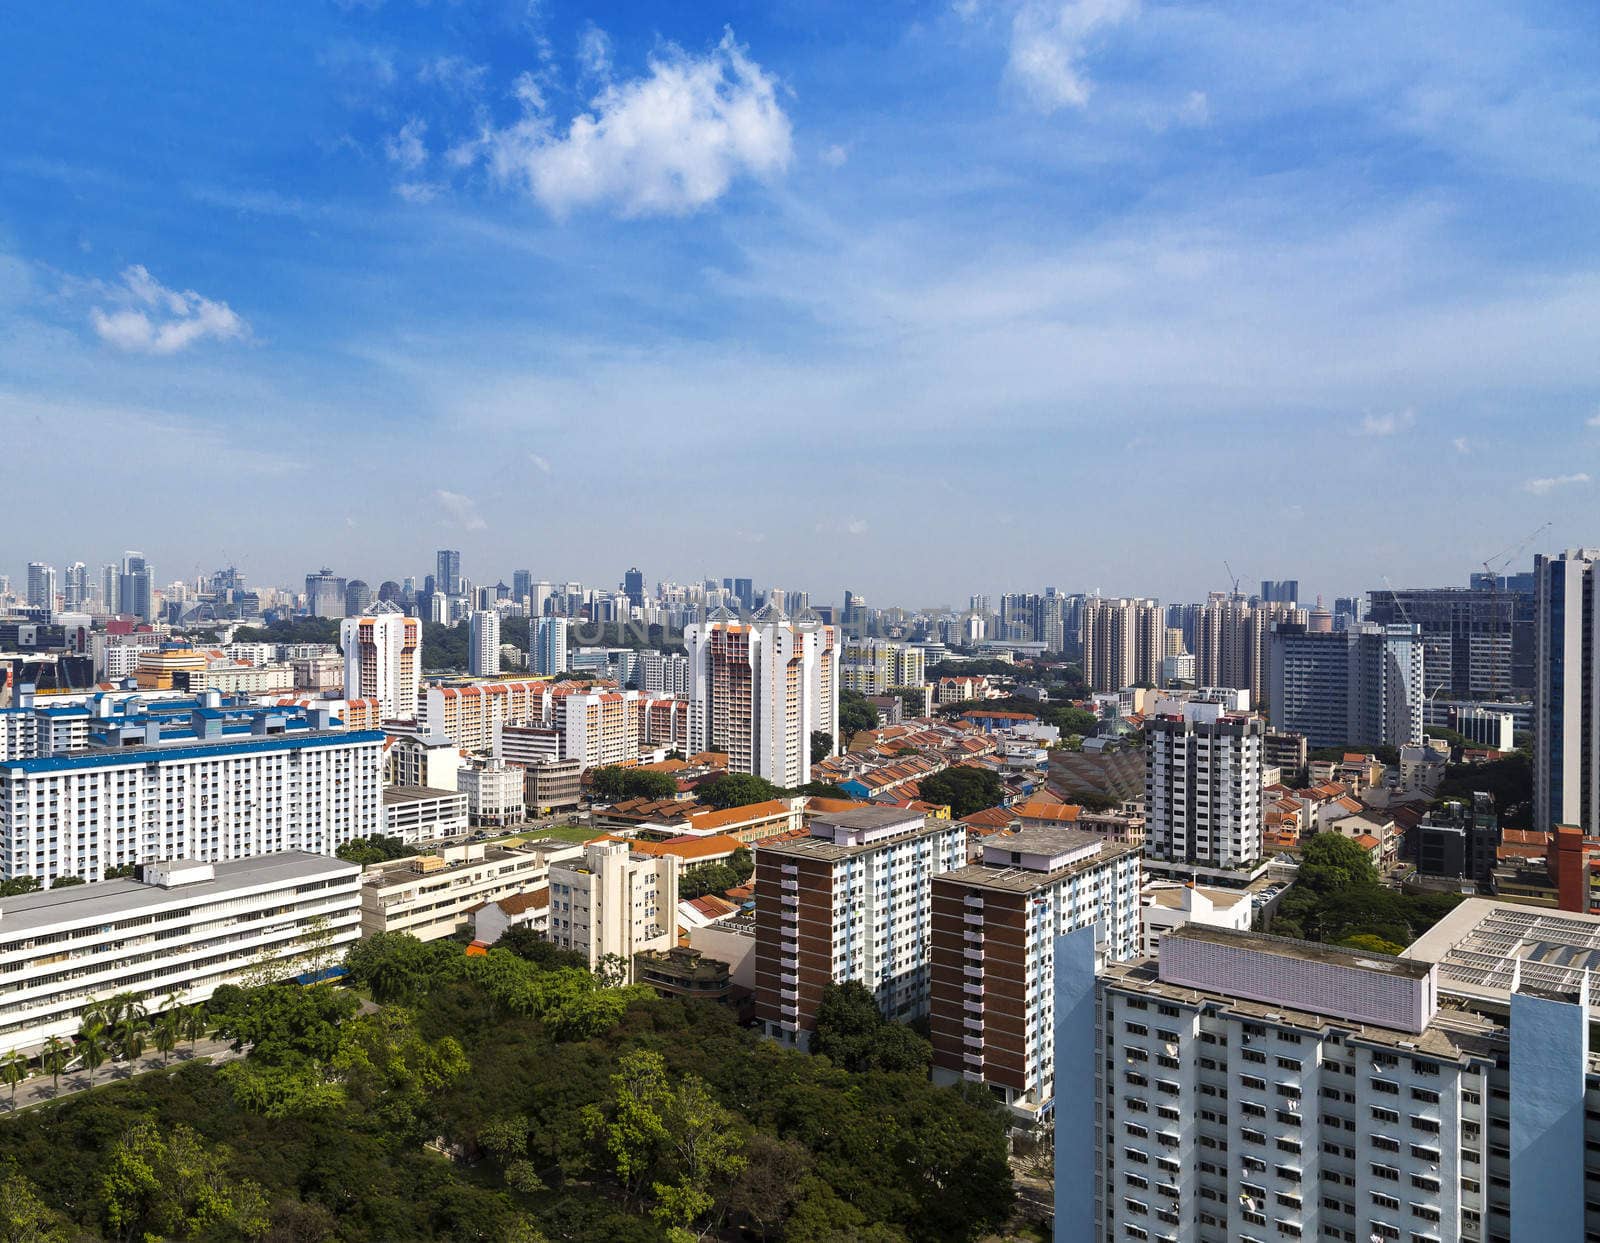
[590,766,679,803]
[1272,832,1462,947]
[335,835,417,866]
[837,689,878,741]
[918,766,1004,818]
[695,772,785,810]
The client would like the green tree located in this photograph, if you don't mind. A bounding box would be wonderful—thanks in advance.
[0,878,39,899]
[0,1170,69,1243]
[335,835,416,866]
[838,690,877,741]
[810,730,833,765]
[151,1009,182,1067]
[99,1120,270,1242]
[74,1015,112,1077]
[344,931,466,1004]
[1297,832,1379,893]
[37,1038,69,1096]
[0,1053,28,1108]
[696,772,784,810]
[47,876,84,888]
[794,781,850,799]
[917,766,1004,818]
[590,766,678,802]
[812,982,931,1075]
[1338,933,1405,956]
[180,1004,208,1052]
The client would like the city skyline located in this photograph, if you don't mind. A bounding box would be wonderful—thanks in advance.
[4,3,1599,601]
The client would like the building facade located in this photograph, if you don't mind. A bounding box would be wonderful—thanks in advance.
[547,839,678,976]
[685,613,840,786]
[468,610,501,677]
[928,830,1141,1121]
[1145,701,1266,869]
[0,852,360,1056]
[753,807,966,1047]
[532,617,569,676]
[1268,622,1424,750]
[340,609,421,720]
[1533,549,1599,834]
[1082,598,1163,692]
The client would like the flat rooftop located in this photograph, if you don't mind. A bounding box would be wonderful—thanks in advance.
[995,827,1106,858]
[810,807,922,831]
[1403,898,1600,1004]
[383,785,466,804]
[0,852,357,936]
[1168,923,1435,979]
[758,816,951,863]
[1102,957,1504,1060]
[940,839,1140,895]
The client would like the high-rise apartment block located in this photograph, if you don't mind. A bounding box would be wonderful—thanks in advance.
[468,609,501,677]
[1082,598,1163,692]
[928,829,1141,1120]
[684,613,839,786]
[548,839,678,978]
[1058,905,1600,1243]
[25,562,55,613]
[839,639,927,696]
[340,607,421,720]
[1268,622,1423,750]
[305,567,346,619]
[1258,578,1300,605]
[1145,700,1266,870]
[117,551,154,620]
[753,808,966,1047]
[532,617,569,676]
[1192,594,1306,711]
[1533,548,1599,833]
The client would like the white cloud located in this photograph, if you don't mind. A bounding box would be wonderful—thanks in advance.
[434,488,488,530]
[419,55,487,96]
[1524,472,1591,495]
[577,24,612,80]
[485,29,792,218]
[528,452,552,473]
[89,265,248,355]
[1587,411,1600,428]
[1453,436,1471,454]
[1006,0,1137,112]
[820,143,849,168]
[1359,408,1416,436]
[815,516,870,536]
[385,118,428,172]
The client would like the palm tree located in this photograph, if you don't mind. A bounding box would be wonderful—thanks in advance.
[179,1004,208,1053]
[151,1010,180,1067]
[39,1037,69,1095]
[113,1016,147,1067]
[75,1015,111,1078]
[0,1051,29,1108]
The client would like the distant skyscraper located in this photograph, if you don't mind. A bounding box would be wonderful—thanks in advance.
[435,550,462,597]
[1367,584,1535,697]
[340,607,421,719]
[1259,579,1300,605]
[117,551,154,621]
[532,617,569,676]
[304,568,346,619]
[377,580,402,605]
[1192,593,1305,710]
[1268,621,1423,750]
[1080,598,1162,691]
[1534,549,1600,834]
[344,579,373,617]
[685,614,840,786]
[512,570,533,603]
[468,610,501,677]
[62,562,88,610]
[623,567,645,610]
[733,577,754,610]
[25,562,55,612]
[101,564,118,613]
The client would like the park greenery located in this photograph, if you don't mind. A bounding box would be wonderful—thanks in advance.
[917,766,1004,819]
[694,773,786,810]
[335,835,418,866]
[1433,751,1532,829]
[232,617,341,646]
[678,849,755,901]
[837,689,878,742]
[590,766,680,803]
[0,931,1015,1242]
[1271,833,1462,952]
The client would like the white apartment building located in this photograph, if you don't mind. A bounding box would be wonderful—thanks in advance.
[458,760,525,827]
[1082,597,1163,693]
[382,786,469,844]
[0,852,361,1056]
[1139,882,1254,956]
[92,631,164,681]
[0,725,385,883]
[1144,700,1265,871]
[636,650,691,697]
[384,732,465,790]
[753,807,966,1047]
[340,608,421,720]
[468,610,501,678]
[1055,913,1600,1243]
[360,840,579,941]
[417,679,550,755]
[548,839,678,976]
[840,639,927,696]
[929,830,1142,1122]
[685,613,840,787]
[532,617,569,676]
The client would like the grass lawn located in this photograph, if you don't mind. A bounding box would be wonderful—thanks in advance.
[511,823,601,845]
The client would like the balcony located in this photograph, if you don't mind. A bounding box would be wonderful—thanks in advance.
[962,982,984,997]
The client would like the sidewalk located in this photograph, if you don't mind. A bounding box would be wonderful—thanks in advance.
[0,1035,247,1115]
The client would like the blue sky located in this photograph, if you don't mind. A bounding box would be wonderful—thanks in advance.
[3,0,1599,608]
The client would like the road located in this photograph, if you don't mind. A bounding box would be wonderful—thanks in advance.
[0,1035,248,1115]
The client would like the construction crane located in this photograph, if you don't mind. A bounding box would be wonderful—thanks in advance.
[1478,521,1551,590]
[1223,560,1241,599]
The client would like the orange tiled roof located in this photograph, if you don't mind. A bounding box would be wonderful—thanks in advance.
[685,799,793,831]
[628,833,743,862]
